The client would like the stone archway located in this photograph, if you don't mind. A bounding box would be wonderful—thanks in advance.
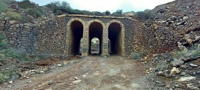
[66,18,85,55]
[107,20,125,56]
[88,21,103,55]
[66,18,125,56]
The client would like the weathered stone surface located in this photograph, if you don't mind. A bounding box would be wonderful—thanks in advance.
[187,83,199,90]
[178,76,196,82]
[171,59,184,66]
[9,20,17,25]
[170,67,180,75]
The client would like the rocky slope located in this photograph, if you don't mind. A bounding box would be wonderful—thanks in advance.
[143,0,200,89]
[142,0,200,53]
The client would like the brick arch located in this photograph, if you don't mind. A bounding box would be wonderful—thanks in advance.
[87,19,105,55]
[106,20,125,56]
[66,18,85,55]
[87,19,106,28]
[106,20,125,32]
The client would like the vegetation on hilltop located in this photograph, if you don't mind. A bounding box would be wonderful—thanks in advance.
[134,9,155,20]
[0,0,156,21]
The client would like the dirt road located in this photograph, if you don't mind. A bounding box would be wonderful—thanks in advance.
[0,56,154,90]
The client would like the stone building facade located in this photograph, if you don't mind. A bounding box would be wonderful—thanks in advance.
[0,14,146,57]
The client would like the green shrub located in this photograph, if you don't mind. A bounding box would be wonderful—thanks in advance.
[46,1,72,15]
[17,0,43,18]
[4,49,19,58]
[70,9,83,14]
[112,9,123,16]
[55,10,63,15]
[0,73,5,84]
[4,66,18,77]
[18,0,37,9]
[131,52,140,60]
[0,35,9,49]
[105,11,111,16]
[189,45,200,58]
[134,9,154,20]
[0,54,7,64]
[94,11,104,16]
[2,49,31,62]
[174,47,188,58]
[0,34,31,62]
[0,66,19,83]
[173,45,200,58]
[80,10,92,15]
[131,52,145,60]
[25,8,43,18]
[0,34,31,83]
[1,0,15,5]
[18,52,31,61]
[0,15,5,21]
[156,60,169,71]
[21,15,34,23]
[0,2,8,12]
[6,11,22,21]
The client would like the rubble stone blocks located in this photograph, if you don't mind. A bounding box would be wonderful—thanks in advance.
[0,14,177,57]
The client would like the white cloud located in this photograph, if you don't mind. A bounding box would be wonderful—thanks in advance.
[67,0,174,12]
[27,0,175,12]
[128,0,174,9]
[68,0,124,12]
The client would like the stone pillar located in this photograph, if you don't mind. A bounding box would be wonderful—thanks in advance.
[121,30,125,56]
[81,25,89,56]
[101,26,109,56]
[65,22,71,55]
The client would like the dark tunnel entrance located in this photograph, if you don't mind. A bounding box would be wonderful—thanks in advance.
[109,23,122,55]
[90,37,100,55]
[70,21,83,55]
[89,22,103,55]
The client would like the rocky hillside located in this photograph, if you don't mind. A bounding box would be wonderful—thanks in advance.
[141,0,200,52]
[153,0,200,30]
[153,0,200,38]
[142,0,200,89]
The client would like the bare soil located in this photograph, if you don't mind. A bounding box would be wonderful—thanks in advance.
[0,56,156,90]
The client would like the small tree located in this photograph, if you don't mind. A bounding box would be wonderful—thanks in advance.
[134,9,154,20]
[25,8,43,18]
[94,11,104,16]
[18,0,36,9]
[105,10,111,16]
[46,1,72,15]
[112,9,123,16]
[0,35,9,50]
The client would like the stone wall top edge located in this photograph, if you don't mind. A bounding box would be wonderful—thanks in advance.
[58,14,138,21]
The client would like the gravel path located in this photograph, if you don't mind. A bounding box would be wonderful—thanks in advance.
[0,56,154,90]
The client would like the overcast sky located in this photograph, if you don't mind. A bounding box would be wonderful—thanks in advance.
[17,0,174,12]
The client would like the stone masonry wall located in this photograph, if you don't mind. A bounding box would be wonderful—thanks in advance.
[0,16,67,57]
[0,15,146,57]
[34,16,66,57]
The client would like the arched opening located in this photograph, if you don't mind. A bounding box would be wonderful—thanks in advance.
[69,21,83,55]
[109,22,122,55]
[89,22,103,55]
[90,37,100,55]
